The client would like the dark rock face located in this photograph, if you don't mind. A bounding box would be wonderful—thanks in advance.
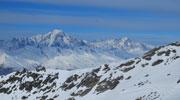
[43,73,59,84]
[61,64,125,97]
[118,60,135,68]
[170,42,180,46]
[77,72,100,88]
[92,68,101,73]
[135,58,141,64]
[67,97,76,100]
[0,69,60,99]
[18,71,47,92]
[115,60,136,73]
[142,42,179,61]
[125,76,132,80]
[141,63,149,67]
[136,91,160,100]
[36,66,46,72]
[21,96,28,99]
[143,47,162,60]
[135,80,151,87]
[61,74,80,91]
[95,76,124,94]
[176,55,180,59]
[103,64,111,73]
[67,72,101,96]
[152,59,164,66]
[177,79,180,84]
[0,64,125,99]
[0,87,11,94]
[157,50,171,56]
[121,66,135,72]
[37,95,48,100]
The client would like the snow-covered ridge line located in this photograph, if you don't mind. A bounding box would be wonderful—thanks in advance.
[0,29,152,50]
[0,42,179,100]
[0,29,153,73]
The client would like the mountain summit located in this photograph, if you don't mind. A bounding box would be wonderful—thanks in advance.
[31,29,66,44]
[30,29,85,48]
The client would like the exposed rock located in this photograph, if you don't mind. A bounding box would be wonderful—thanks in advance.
[61,74,80,91]
[136,91,160,100]
[71,88,92,97]
[177,79,180,84]
[170,42,180,46]
[118,60,135,68]
[141,63,149,67]
[145,74,149,77]
[143,47,162,60]
[36,66,46,72]
[125,76,132,80]
[135,58,141,64]
[121,66,135,72]
[21,96,28,99]
[152,59,164,66]
[67,97,76,100]
[103,64,110,73]
[157,49,171,56]
[95,76,124,94]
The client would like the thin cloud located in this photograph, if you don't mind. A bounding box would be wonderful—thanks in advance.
[3,0,180,13]
[0,12,180,32]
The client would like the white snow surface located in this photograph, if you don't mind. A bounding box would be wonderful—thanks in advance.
[0,42,179,100]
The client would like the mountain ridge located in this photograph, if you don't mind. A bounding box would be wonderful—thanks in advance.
[0,42,179,100]
[0,29,153,74]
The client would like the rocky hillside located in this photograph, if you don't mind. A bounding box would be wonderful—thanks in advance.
[0,42,179,100]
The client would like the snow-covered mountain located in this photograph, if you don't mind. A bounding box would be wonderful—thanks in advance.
[90,37,152,56]
[1,29,86,49]
[0,42,179,100]
[0,29,153,74]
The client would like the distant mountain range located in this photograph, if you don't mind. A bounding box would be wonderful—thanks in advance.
[0,29,153,74]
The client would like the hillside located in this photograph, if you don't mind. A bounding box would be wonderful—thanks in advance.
[0,42,179,100]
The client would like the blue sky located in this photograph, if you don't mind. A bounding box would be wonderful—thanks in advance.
[0,0,180,45]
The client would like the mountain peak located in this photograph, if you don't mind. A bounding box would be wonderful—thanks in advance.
[29,29,68,47]
[30,29,65,40]
[29,29,86,47]
[52,29,63,34]
[120,37,129,42]
[46,29,65,40]
[49,29,64,36]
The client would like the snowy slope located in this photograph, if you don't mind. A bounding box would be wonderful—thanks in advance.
[0,29,152,73]
[0,42,179,100]
[90,37,152,56]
